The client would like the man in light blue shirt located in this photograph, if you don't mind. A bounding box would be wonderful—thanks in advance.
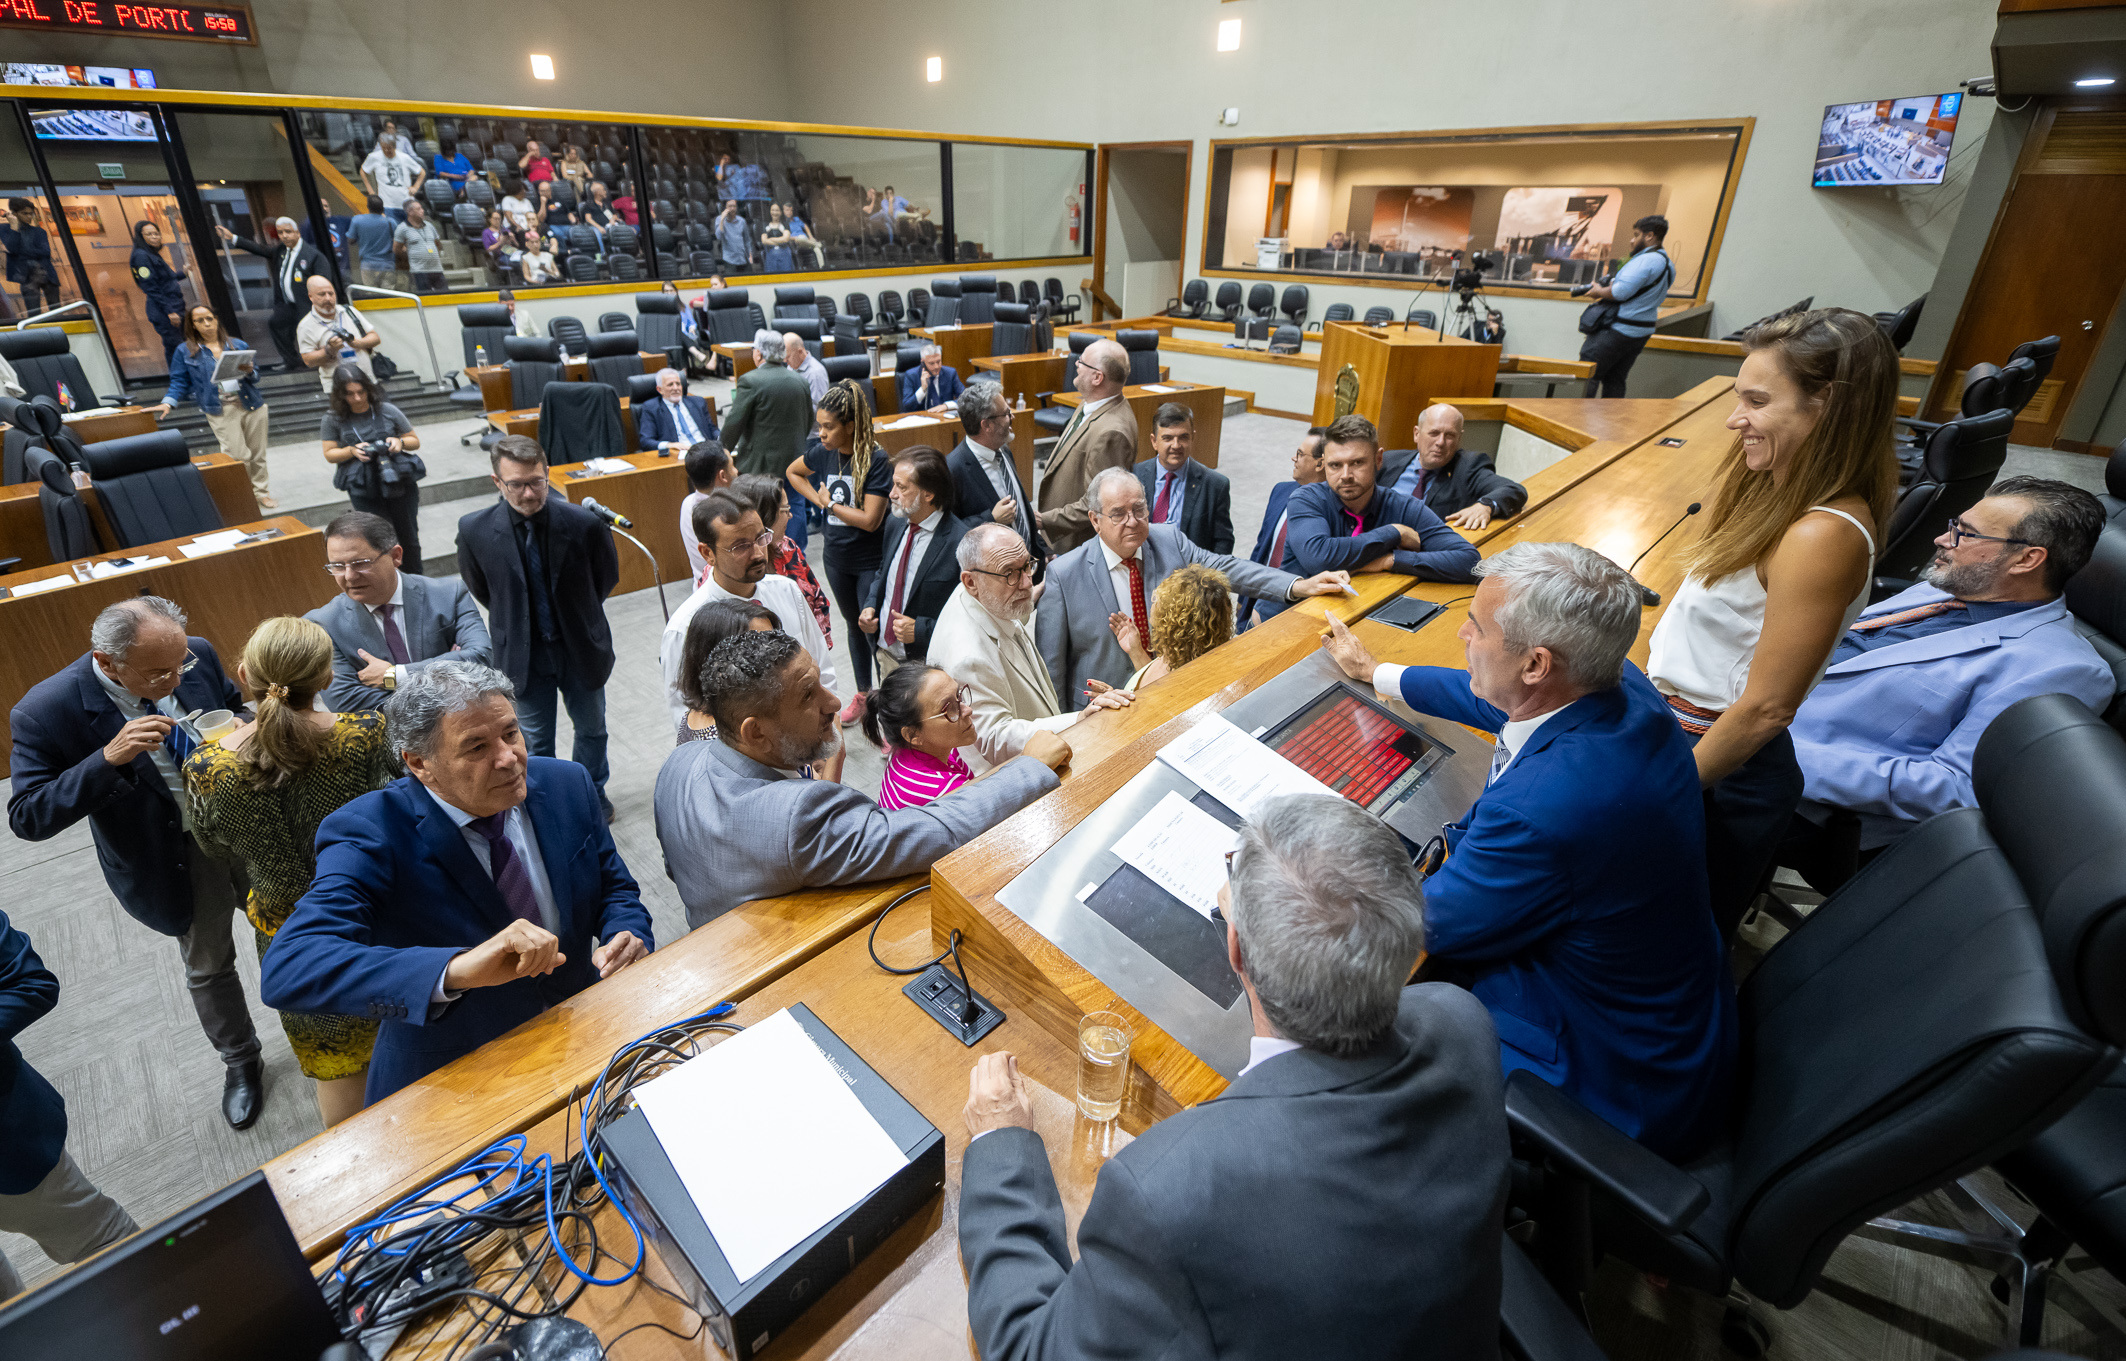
[1577,214,1673,398]
[714,201,752,273]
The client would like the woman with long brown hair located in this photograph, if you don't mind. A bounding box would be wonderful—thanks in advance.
[184,617,398,1127]
[1645,307,1900,935]
[785,378,890,723]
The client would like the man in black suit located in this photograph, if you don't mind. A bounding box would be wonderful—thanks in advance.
[7,597,266,1128]
[861,447,971,668]
[214,217,331,372]
[948,381,1048,579]
[455,435,619,817]
[958,794,1509,1359]
[1381,403,1527,531]
[1133,402,1233,555]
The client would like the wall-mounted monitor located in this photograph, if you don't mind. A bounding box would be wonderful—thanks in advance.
[6,65,160,141]
[1813,93,1960,188]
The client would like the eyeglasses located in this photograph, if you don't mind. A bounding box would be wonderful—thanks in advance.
[126,650,198,687]
[967,560,1035,583]
[497,477,548,493]
[1944,518,2034,550]
[719,529,778,553]
[921,683,975,724]
[323,556,381,576]
[1098,504,1151,525]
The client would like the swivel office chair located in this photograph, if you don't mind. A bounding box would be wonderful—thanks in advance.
[989,302,1038,357]
[2062,525,2126,735]
[1166,279,1209,319]
[549,315,590,358]
[503,335,568,409]
[772,286,817,322]
[1212,281,1244,323]
[995,281,1017,305]
[1279,284,1310,332]
[1033,331,1102,437]
[1245,283,1276,324]
[80,431,225,547]
[0,328,123,410]
[0,392,64,485]
[632,291,685,373]
[1044,278,1082,325]
[24,444,97,567]
[585,330,642,397]
[1873,294,1926,352]
[598,312,631,333]
[1116,329,1161,384]
[820,355,875,410]
[1363,306,1396,327]
[1873,406,2014,595]
[957,274,998,325]
[1310,303,1354,334]
[2102,440,2126,523]
[536,381,626,464]
[906,288,931,323]
[924,279,961,328]
[451,303,514,434]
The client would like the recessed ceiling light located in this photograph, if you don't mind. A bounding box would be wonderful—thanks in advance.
[530,54,555,80]
[926,56,942,82]
[2076,76,2115,87]
[1217,18,1242,51]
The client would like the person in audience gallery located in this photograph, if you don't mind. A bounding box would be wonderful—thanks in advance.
[726,329,814,477]
[153,303,274,507]
[1278,414,1479,618]
[897,342,965,411]
[958,794,1508,1361]
[1321,541,1736,1161]
[1107,563,1234,692]
[653,630,1068,928]
[1238,426,1328,627]
[517,230,559,285]
[1381,404,1528,530]
[1034,338,1141,554]
[430,138,474,195]
[261,661,652,1106]
[861,448,972,669]
[1040,467,1350,706]
[394,197,446,294]
[7,597,266,1130]
[183,617,399,1128]
[212,215,330,376]
[360,133,425,222]
[296,274,383,393]
[455,435,620,817]
[928,524,1133,775]
[949,381,1050,582]
[499,180,537,236]
[1782,478,2113,890]
[864,663,979,810]
[307,510,491,713]
[1645,307,1899,936]
[672,598,781,745]
[679,439,736,582]
[1133,402,1234,555]
[517,139,555,186]
[636,366,719,455]
[731,470,835,649]
[787,378,893,719]
[348,195,397,291]
[321,363,425,574]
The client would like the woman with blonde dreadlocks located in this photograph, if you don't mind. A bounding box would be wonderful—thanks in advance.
[183,616,398,1127]
[787,377,891,723]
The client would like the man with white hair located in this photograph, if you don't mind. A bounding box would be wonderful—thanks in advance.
[635,367,717,454]
[785,331,829,404]
[958,794,1509,1359]
[1320,541,1735,1161]
[897,341,964,411]
[216,215,331,372]
[721,329,814,477]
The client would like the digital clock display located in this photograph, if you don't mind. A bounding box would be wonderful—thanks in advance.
[0,1,258,46]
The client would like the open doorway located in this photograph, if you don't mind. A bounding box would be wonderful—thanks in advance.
[1096,142,1191,321]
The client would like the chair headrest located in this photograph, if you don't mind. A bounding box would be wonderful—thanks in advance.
[540,380,620,410]
[706,288,750,311]
[959,274,996,294]
[1973,691,2126,1045]
[821,355,870,382]
[1959,363,2004,418]
[1067,330,1099,354]
[504,335,562,364]
[1115,329,1159,352]
[896,343,923,370]
[932,279,962,298]
[0,392,61,440]
[774,286,815,306]
[2107,437,2126,501]
[0,327,70,361]
[458,303,512,329]
[993,302,1029,324]
[587,330,638,358]
[1922,407,2014,481]
[2066,522,2126,645]
[82,429,191,479]
[634,291,680,315]
[1214,282,1241,303]
[626,372,662,403]
[26,444,73,496]
[779,317,822,343]
[1280,285,1309,308]
[2010,335,2061,366]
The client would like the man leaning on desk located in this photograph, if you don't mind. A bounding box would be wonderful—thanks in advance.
[261,661,652,1105]
[1380,403,1528,531]
[959,794,1508,1360]
[307,510,490,713]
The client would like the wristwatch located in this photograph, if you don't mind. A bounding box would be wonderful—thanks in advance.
[379,665,399,691]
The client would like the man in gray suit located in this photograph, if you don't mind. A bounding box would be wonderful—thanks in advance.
[306,510,491,712]
[653,629,1069,928]
[959,794,1510,1360]
[1038,467,1350,707]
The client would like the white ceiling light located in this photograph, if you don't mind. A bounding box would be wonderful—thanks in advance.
[2076,76,2116,87]
[1217,18,1242,51]
[530,54,555,80]
[926,56,942,82]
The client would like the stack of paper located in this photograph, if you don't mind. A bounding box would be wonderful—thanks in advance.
[87,556,170,579]
[882,415,938,429]
[1142,383,1181,394]
[582,457,636,475]
[180,530,250,559]
[1157,713,1336,818]
[10,574,74,597]
[1110,790,1239,919]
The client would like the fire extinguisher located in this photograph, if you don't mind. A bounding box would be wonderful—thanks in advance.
[1066,192,1080,247]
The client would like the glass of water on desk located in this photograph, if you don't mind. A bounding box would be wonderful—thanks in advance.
[1076,1010,1133,1121]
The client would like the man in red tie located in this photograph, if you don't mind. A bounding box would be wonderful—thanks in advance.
[860,448,972,671]
[1132,403,1234,556]
[307,510,492,713]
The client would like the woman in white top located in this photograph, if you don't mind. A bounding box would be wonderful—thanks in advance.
[1644,308,1900,935]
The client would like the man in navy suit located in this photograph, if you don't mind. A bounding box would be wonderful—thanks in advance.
[948,381,1049,581]
[1133,403,1233,556]
[0,909,138,1299]
[8,596,266,1129]
[635,367,719,454]
[1321,541,1736,1160]
[1237,425,1326,628]
[860,448,971,667]
[262,660,653,1106]
[898,343,965,411]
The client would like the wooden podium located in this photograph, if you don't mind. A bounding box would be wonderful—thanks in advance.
[1311,322,1500,439]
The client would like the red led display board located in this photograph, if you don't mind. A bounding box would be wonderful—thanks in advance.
[0,1,257,46]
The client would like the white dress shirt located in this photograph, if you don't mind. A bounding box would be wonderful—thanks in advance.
[422,783,560,1003]
[1371,664,1576,780]
[91,661,191,825]
[880,508,943,661]
[664,396,704,449]
[966,435,1031,544]
[1150,459,1191,529]
[1238,1034,1305,1077]
[1099,536,1144,628]
[659,572,831,733]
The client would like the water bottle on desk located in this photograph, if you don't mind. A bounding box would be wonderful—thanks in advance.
[474,344,488,366]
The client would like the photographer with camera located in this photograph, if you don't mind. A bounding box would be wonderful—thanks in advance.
[296,275,386,395]
[1573,215,1672,397]
[322,364,426,574]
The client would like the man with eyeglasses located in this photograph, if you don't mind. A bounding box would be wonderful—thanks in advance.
[455,435,620,819]
[1783,478,2115,890]
[1033,338,1140,554]
[658,488,832,737]
[307,510,491,712]
[949,381,1050,583]
[8,596,268,1130]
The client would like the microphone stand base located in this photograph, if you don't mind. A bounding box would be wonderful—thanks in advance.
[1636,581,1662,607]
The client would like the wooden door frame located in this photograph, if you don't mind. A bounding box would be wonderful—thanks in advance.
[1094,139,1194,323]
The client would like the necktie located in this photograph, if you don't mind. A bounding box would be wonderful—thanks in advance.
[1488,736,1512,785]
[156,697,195,766]
[1268,509,1291,570]
[887,523,917,641]
[1053,403,1087,456]
[1849,599,1967,633]
[1124,556,1149,643]
[518,518,559,642]
[380,604,412,665]
[467,810,542,925]
[1153,471,1174,524]
[1416,469,1433,505]
[674,400,700,445]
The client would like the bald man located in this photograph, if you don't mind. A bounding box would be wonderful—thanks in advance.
[1380,404,1527,531]
[1034,337,1139,553]
[785,332,829,404]
[295,275,383,393]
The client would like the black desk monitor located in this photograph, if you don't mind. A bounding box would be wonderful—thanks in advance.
[0,1170,339,1360]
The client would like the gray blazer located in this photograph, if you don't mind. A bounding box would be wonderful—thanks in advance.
[652,737,1059,929]
[1037,524,1296,708]
[305,574,492,713]
[959,984,1511,1361]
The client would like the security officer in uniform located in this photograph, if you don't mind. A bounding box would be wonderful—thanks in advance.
[129,219,189,363]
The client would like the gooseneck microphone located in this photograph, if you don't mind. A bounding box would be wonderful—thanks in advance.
[1627,502,1702,607]
[582,497,633,530]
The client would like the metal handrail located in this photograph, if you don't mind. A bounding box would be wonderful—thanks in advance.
[344,284,446,391]
[9,299,124,401]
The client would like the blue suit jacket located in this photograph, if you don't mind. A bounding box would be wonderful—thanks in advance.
[898,364,965,411]
[1283,482,1479,584]
[634,393,720,452]
[1793,584,2115,848]
[1399,662,1736,1160]
[0,910,64,1195]
[1239,480,1302,625]
[8,642,247,937]
[260,759,654,1104]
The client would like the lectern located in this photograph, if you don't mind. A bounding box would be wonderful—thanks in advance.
[1312,322,1500,439]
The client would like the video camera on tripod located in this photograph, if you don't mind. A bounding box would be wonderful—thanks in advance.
[1450,254,1495,298]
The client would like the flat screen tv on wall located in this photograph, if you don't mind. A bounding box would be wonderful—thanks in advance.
[1813,93,1960,188]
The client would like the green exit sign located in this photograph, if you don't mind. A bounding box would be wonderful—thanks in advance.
[97,163,125,179]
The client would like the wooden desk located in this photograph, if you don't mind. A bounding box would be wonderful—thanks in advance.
[0,516,336,772]
[547,452,691,596]
[873,409,963,460]
[907,324,994,383]
[1047,382,1226,469]
[61,405,160,444]
[0,453,258,574]
[969,352,1070,410]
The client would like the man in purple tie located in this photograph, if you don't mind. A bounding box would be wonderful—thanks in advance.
[261,660,653,1106]
[307,511,492,712]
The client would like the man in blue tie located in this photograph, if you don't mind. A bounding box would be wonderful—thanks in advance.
[636,367,719,454]
[7,597,266,1128]
[1132,403,1233,555]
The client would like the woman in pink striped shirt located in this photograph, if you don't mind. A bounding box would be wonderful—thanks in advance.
[863,663,977,810]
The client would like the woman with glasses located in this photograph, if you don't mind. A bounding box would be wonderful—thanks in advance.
[786,379,892,724]
[863,663,978,810]
[183,616,397,1128]
[1645,307,1899,935]
[321,363,425,573]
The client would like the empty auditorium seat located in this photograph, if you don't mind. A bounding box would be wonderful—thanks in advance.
[80,431,224,547]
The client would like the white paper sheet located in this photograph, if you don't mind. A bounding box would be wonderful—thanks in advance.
[1109,790,1239,919]
[1157,713,1336,819]
[881,415,939,429]
[582,457,635,474]
[87,556,170,579]
[179,529,249,559]
[9,574,74,596]
[629,1008,908,1283]
[1142,383,1181,393]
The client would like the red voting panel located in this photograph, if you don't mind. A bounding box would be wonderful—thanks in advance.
[1264,688,1430,810]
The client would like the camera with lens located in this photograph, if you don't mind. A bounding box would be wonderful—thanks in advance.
[1569,283,1592,298]
[1451,257,1494,294]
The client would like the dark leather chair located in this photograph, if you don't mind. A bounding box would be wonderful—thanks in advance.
[844,292,877,336]
[2063,524,2126,736]
[820,354,875,411]
[1504,691,2119,1353]
[925,279,961,328]
[1312,303,1354,333]
[1244,283,1276,323]
[1363,306,1396,327]
[1268,324,1303,354]
[1499,1237,1608,1361]
[1019,281,1043,316]
[1874,294,1926,352]
[607,223,641,259]
[632,291,685,372]
[773,285,816,321]
[1279,284,1309,331]
[585,330,641,395]
[2009,336,2061,401]
[989,302,1039,357]
[1,392,64,485]
[996,281,1017,305]
[907,288,931,323]
[451,202,488,248]
[610,254,642,282]
[957,274,997,326]
[422,179,457,222]
[452,303,514,422]
[1044,278,1081,325]
[831,314,863,355]
[703,288,756,346]
[895,341,925,377]
[1116,329,1160,385]
[503,334,568,409]
[876,290,907,337]
[81,431,225,547]
[536,380,626,463]
[778,316,823,347]
[24,444,96,566]
[689,250,720,278]
[625,372,660,409]
[1723,297,1815,342]
[814,294,838,330]
[550,315,590,357]
[598,312,631,333]
[1211,282,1243,323]
[2102,439,2126,523]
[565,254,600,284]
[0,328,122,410]
[1407,307,1439,330]
[1873,406,2014,596]
[747,302,768,335]
[1032,331,1103,437]
[1166,279,1209,319]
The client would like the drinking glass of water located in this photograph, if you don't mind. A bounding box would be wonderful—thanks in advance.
[1076,1010,1133,1122]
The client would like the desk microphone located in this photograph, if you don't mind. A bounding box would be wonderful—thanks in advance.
[1626,502,1701,607]
[583,497,633,530]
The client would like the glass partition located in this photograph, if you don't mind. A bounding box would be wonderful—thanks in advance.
[167,108,314,362]
[949,143,1084,265]
[782,133,944,272]
[0,111,84,323]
